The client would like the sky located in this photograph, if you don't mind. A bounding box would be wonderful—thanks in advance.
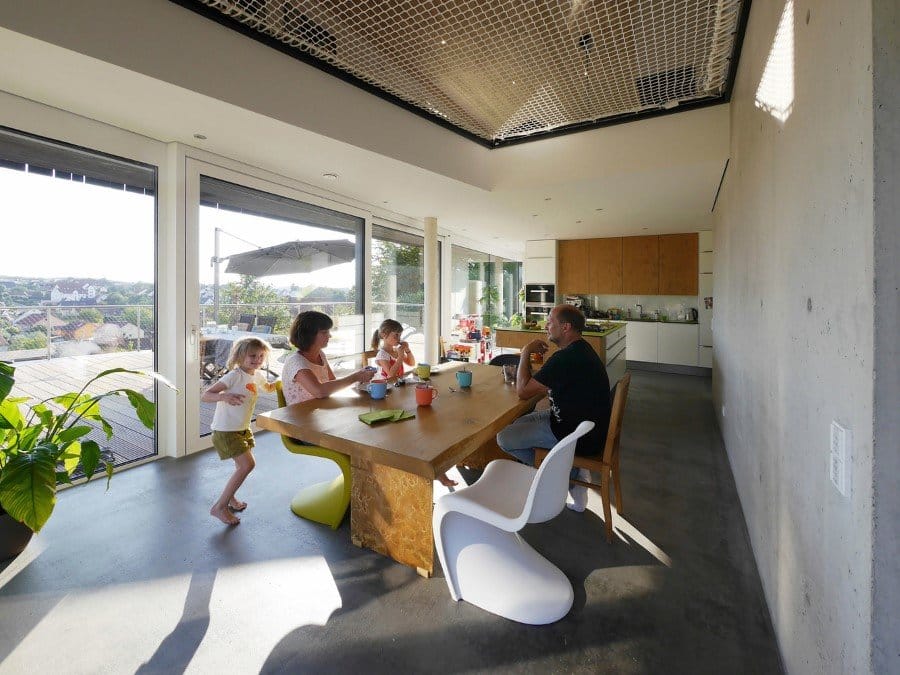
[0,167,355,288]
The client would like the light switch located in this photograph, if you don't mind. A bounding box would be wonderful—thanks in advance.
[830,421,851,496]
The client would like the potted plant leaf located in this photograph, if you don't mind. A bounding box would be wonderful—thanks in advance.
[0,360,174,559]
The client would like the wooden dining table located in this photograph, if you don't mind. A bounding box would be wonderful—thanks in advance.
[255,362,542,576]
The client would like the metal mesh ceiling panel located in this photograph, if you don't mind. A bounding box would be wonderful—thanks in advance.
[186,0,747,145]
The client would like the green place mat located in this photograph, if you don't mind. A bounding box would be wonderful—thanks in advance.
[358,409,416,425]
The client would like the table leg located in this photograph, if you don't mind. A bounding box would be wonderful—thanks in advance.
[350,457,434,576]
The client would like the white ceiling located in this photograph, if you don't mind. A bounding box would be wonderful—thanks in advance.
[0,1,730,257]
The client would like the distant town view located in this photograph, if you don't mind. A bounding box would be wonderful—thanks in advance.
[0,274,360,363]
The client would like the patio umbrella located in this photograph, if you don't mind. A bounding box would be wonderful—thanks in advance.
[224,239,356,277]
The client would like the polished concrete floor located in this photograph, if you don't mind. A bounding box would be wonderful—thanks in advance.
[0,371,783,674]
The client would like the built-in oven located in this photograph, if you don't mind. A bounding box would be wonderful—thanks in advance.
[524,283,555,323]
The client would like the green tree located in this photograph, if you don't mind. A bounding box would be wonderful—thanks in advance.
[10,332,47,350]
[78,308,103,324]
[221,276,290,332]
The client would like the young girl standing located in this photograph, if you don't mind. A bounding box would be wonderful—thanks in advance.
[371,318,416,380]
[201,337,277,525]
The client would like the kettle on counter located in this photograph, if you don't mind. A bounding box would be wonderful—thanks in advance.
[689,308,699,322]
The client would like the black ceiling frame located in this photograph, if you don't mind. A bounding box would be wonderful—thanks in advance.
[169,0,753,149]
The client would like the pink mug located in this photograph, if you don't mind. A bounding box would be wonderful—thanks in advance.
[415,384,438,406]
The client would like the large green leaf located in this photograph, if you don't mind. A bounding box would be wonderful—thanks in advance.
[0,398,24,431]
[123,390,156,429]
[0,362,13,402]
[0,444,58,532]
[60,440,82,476]
[57,425,92,444]
[80,440,101,480]
[16,426,43,453]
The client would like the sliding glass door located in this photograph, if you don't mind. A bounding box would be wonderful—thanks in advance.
[186,165,365,449]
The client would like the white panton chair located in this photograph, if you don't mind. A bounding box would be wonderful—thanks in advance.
[432,420,595,624]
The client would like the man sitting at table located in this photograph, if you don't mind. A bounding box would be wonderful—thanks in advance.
[496,304,611,512]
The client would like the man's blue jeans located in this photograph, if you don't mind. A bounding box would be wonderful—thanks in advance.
[496,409,578,479]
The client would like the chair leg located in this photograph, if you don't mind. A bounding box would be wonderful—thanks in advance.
[600,469,613,543]
[612,461,623,515]
[289,454,351,529]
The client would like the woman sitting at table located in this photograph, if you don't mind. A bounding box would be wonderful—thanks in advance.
[282,310,375,405]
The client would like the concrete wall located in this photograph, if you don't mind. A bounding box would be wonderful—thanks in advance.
[871,1,900,672]
[713,0,880,672]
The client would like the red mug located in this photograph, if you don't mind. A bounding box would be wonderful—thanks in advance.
[415,384,438,406]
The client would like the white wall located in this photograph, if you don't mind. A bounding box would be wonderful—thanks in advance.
[713,1,881,672]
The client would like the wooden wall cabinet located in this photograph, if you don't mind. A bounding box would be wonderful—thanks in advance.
[622,235,659,294]
[557,233,697,296]
[557,239,591,294]
[659,233,699,295]
[588,237,623,294]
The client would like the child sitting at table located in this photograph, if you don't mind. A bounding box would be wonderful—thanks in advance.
[201,337,276,526]
[371,318,416,380]
[369,318,456,487]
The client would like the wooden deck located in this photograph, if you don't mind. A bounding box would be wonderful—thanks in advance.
[8,350,290,467]
[8,351,160,467]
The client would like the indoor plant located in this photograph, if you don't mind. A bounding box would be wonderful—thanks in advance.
[0,360,172,557]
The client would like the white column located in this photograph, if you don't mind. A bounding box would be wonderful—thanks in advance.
[424,216,439,363]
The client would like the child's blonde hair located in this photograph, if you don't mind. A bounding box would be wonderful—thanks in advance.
[226,337,271,370]
[371,318,404,350]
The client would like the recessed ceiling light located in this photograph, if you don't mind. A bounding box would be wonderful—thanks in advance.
[532,214,538,217]
[193,133,207,140]
[595,207,603,211]
[440,39,446,45]
[544,197,552,201]
[322,172,339,180]
[642,227,649,230]
[576,220,582,224]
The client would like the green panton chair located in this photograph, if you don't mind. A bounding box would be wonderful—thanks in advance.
[275,381,351,529]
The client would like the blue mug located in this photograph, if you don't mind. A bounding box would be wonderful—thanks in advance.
[366,380,387,399]
[455,369,473,388]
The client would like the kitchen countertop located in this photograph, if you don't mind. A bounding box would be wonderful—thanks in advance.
[621,318,698,324]
[496,322,626,338]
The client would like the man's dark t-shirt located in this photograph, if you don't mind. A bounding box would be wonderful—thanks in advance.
[533,338,611,456]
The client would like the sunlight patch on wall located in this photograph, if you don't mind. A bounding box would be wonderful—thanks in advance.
[755,0,795,123]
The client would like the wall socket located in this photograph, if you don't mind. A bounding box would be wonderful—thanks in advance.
[830,421,851,496]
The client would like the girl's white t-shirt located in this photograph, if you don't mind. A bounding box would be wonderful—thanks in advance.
[282,352,334,405]
[375,347,403,379]
[209,369,269,432]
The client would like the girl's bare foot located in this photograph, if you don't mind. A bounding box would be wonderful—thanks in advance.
[211,505,240,525]
[436,473,458,487]
[228,499,247,511]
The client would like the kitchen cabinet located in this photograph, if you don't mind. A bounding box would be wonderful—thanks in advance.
[658,233,698,295]
[588,237,623,294]
[523,239,557,283]
[622,235,659,294]
[624,321,658,362]
[557,239,591,294]
[524,257,556,283]
[495,324,626,388]
[658,323,698,366]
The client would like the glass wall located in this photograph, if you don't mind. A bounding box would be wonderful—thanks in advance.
[371,224,431,364]
[0,126,158,468]
[197,176,364,436]
[450,244,522,331]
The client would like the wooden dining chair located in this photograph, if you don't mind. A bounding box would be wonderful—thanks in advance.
[534,371,631,543]
[273,380,351,529]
